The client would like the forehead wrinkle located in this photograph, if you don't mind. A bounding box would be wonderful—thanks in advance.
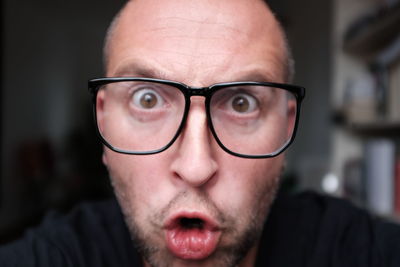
[139,17,247,65]
[144,17,249,84]
[148,16,249,37]
[142,9,252,46]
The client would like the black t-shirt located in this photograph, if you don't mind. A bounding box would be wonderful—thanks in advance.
[1,191,400,266]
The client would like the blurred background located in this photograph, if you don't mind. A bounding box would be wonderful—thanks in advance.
[1,0,400,242]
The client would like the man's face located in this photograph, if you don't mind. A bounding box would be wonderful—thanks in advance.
[102,0,289,266]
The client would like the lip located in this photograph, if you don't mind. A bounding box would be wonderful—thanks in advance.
[163,211,222,260]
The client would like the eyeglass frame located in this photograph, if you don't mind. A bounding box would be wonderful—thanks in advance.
[88,77,305,159]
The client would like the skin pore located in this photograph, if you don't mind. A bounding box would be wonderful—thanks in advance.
[100,0,291,266]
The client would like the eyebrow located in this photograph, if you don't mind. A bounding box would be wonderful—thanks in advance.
[112,62,171,80]
[112,62,281,84]
[233,71,279,83]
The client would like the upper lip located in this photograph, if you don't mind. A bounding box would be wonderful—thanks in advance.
[164,211,220,231]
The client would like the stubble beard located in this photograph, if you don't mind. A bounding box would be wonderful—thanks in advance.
[111,175,280,267]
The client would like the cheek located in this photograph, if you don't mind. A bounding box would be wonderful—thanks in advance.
[104,149,174,217]
[213,155,284,219]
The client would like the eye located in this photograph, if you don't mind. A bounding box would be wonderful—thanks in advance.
[229,93,258,113]
[132,88,164,109]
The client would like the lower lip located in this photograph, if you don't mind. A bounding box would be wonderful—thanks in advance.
[165,227,221,260]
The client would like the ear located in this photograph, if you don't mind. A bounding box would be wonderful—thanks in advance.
[286,99,297,139]
[96,90,106,133]
[96,90,108,167]
[102,151,108,166]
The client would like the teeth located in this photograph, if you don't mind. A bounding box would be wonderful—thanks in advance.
[180,218,204,229]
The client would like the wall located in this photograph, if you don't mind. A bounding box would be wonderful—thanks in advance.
[1,0,125,235]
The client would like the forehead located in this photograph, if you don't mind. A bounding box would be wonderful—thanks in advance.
[107,0,286,84]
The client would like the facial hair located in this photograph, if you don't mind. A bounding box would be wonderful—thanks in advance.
[111,174,280,267]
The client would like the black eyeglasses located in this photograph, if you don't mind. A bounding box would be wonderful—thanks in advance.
[88,77,305,158]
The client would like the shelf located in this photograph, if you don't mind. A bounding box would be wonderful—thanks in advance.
[347,121,400,137]
[333,109,400,136]
[343,5,400,57]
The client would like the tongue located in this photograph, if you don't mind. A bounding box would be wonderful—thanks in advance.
[166,226,220,260]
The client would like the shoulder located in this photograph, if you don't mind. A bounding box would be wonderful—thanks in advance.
[0,199,140,267]
[258,191,400,267]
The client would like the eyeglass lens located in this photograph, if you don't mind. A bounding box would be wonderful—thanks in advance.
[95,81,297,156]
[210,84,297,156]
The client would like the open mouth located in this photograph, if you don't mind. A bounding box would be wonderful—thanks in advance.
[164,213,221,260]
[165,212,218,231]
[179,217,205,229]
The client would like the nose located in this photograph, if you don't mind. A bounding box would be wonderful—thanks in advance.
[170,98,218,187]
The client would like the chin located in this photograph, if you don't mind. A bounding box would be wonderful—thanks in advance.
[121,185,279,267]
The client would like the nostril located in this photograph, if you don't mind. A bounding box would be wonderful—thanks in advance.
[180,218,204,229]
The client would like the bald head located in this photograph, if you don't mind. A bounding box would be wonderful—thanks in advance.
[103,0,294,83]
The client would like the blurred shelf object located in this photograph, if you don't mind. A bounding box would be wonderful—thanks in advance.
[348,121,400,137]
[333,109,400,136]
[343,3,400,57]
